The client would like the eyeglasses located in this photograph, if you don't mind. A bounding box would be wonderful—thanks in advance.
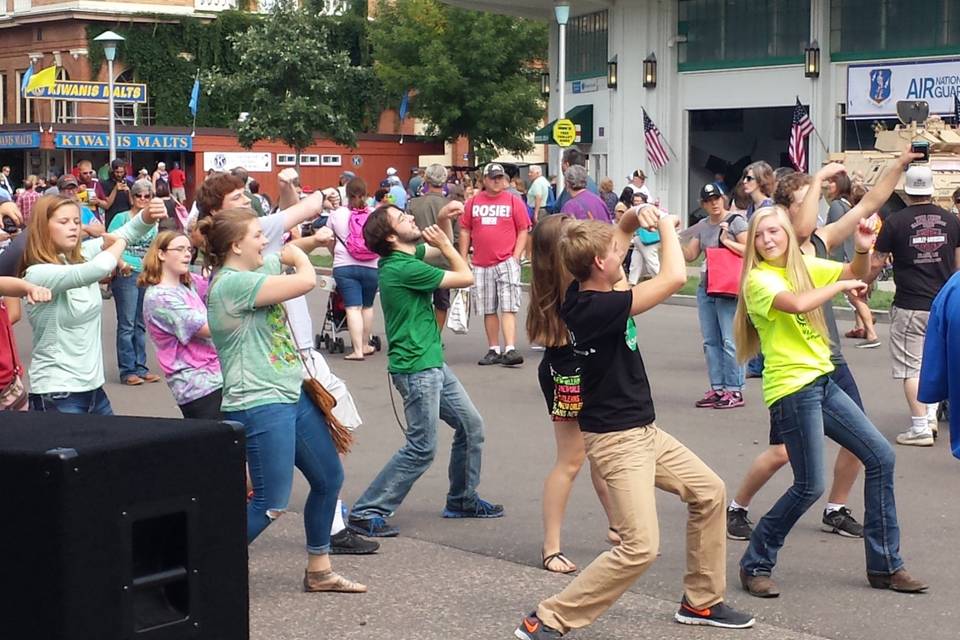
[743,175,756,182]
[133,193,153,199]
[163,246,192,253]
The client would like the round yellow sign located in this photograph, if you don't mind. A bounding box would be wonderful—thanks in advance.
[553,118,577,147]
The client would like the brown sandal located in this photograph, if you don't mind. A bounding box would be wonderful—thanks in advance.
[303,570,367,593]
[542,551,577,574]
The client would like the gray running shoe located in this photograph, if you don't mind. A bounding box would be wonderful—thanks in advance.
[726,507,753,541]
[821,506,863,538]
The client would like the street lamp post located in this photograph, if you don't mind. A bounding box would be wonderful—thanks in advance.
[94,31,125,162]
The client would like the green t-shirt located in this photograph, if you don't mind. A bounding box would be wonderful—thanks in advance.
[107,210,157,271]
[206,253,302,411]
[745,255,843,406]
[378,244,445,374]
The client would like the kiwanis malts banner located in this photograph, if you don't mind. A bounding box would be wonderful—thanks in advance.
[26,80,147,104]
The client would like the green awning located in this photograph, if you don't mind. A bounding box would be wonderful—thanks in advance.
[534,104,594,145]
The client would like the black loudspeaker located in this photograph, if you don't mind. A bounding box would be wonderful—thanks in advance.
[0,413,248,639]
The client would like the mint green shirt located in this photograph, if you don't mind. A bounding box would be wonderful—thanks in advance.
[24,212,153,393]
[107,210,158,271]
[206,253,302,412]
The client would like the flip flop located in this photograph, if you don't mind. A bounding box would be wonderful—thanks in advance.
[542,551,577,574]
[343,354,365,361]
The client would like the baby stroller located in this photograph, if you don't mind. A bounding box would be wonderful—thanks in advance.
[313,274,382,354]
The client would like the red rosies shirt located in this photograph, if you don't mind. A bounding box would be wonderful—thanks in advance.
[462,191,529,267]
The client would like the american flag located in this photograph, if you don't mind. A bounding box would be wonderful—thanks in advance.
[954,92,959,124]
[643,109,671,171]
[788,98,815,172]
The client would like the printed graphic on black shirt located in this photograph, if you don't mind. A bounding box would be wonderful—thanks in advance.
[909,214,949,265]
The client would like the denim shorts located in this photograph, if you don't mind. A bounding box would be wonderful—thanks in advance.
[332,265,379,308]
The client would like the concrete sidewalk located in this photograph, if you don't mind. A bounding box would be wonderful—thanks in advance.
[250,516,828,640]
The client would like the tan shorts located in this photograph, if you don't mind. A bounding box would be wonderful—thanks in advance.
[889,305,929,379]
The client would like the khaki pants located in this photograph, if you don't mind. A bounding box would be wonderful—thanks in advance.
[537,424,726,633]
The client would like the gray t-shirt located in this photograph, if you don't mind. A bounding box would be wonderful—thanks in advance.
[683,213,748,276]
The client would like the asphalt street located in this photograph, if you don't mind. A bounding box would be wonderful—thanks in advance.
[13,288,959,640]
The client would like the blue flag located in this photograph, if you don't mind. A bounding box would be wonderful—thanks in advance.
[398,91,409,122]
[20,66,33,93]
[189,76,200,117]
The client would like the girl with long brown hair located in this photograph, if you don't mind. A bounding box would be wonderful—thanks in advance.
[21,194,163,414]
[527,214,617,574]
[139,230,223,419]
[735,206,926,597]
[200,207,365,593]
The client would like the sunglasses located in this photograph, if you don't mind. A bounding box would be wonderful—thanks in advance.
[742,175,756,182]
[133,193,153,199]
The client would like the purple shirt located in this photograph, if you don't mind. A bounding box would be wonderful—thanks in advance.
[560,190,613,223]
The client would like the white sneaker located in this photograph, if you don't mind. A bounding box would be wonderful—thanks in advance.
[895,429,934,447]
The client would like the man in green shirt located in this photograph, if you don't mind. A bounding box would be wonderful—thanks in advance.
[347,201,505,537]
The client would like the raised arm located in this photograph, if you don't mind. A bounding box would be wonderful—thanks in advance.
[818,154,917,252]
[424,225,474,289]
[252,244,316,307]
[0,277,51,303]
[424,201,464,263]
[26,235,126,295]
[630,213,687,315]
[772,278,866,315]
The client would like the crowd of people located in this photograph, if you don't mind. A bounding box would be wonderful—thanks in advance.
[1,145,958,637]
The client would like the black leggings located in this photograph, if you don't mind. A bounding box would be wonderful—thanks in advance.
[179,388,223,420]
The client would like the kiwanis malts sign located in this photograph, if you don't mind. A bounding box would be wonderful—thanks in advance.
[26,81,147,104]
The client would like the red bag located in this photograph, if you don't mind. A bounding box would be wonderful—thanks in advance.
[704,215,744,298]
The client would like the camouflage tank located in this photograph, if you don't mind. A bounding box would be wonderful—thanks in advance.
[827,109,960,210]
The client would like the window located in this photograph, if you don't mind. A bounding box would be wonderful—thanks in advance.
[831,0,960,60]
[17,70,32,124]
[0,74,6,124]
[678,0,811,70]
[566,10,608,80]
[299,154,320,166]
[277,154,297,166]
[320,154,342,166]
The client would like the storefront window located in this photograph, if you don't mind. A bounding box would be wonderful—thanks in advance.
[831,0,960,60]
[678,0,810,70]
[0,74,6,124]
[566,10,608,80]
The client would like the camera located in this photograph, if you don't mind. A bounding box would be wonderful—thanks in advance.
[910,140,930,163]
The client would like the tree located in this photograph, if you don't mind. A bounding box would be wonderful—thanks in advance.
[370,0,548,166]
[205,1,384,164]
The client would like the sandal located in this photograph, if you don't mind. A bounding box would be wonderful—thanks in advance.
[844,327,865,339]
[123,375,144,386]
[343,354,365,361]
[542,551,577,574]
[303,570,367,593]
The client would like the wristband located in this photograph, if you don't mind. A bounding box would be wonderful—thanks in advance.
[855,248,870,255]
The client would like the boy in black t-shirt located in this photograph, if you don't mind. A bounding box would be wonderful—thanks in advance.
[515,207,755,639]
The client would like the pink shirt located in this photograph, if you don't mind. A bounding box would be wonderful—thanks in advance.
[325,207,379,269]
[462,191,529,267]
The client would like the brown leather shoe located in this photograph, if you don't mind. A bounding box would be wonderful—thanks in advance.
[868,568,928,593]
[740,568,780,598]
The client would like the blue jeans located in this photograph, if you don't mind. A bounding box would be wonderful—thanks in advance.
[28,387,114,415]
[225,392,343,555]
[332,265,379,308]
[696,286,744,391]
[747,353,765,377]
[741,376,902,577]
[352,364,485,517]
[111,272,148,379]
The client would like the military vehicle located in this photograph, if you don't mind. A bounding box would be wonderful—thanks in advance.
[827,100,960,210]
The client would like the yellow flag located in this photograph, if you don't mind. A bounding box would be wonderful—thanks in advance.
[25,65,57,95]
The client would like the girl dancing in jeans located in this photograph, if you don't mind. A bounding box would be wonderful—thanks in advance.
[734,206,927,597]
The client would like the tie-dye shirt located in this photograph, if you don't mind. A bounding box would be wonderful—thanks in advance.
[206,253,301,412]
[142,275,222,406]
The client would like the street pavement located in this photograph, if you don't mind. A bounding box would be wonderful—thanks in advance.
[13,290,959,640]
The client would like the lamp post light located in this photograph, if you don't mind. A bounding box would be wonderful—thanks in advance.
[540,71,551,98]
[643,53,657,88]
[607,57,618,90]
[94,30,125,162]
[804,41,821,78]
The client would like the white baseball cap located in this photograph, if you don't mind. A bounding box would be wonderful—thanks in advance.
[904,165,934,196]
[386,167,398,176]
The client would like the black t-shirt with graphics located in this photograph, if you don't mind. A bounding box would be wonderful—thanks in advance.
[875,203,960,311]
[559,282,655,433]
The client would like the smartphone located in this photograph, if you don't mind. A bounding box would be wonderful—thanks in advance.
[910,140,930,163]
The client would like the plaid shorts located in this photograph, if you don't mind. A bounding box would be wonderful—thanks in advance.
[472,258,522,315]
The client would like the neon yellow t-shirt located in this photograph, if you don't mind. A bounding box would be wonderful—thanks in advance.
[745,255,843,406]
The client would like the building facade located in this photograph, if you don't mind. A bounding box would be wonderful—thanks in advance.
[447,0,960,218]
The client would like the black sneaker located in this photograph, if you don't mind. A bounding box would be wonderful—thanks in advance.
[514,612,562,639]
[478,349,503,366]
[442,498,505,519]
[674,596,756,629]
[500,349,524,366]
[347,515,399,537]
[330,528,380,554]
[727,507,753,541]
[821,506,863,538]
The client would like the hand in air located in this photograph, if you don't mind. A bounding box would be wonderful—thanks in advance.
[439,200,464,221]
[25,285,52,304]
[816,162,847,181]
[313,226,334,244]
[854,214,880,252]
[839,279,868,297]
[145,198,168,223]
[634,205,659,230]
[278,168,299,185]
[422,225,451,249]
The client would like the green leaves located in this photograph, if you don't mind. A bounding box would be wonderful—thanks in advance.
[370,0,548,164]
